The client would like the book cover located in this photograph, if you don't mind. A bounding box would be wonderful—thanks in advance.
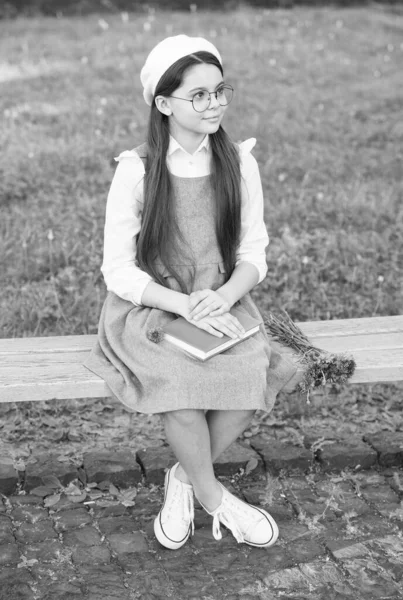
[163,307,261,361]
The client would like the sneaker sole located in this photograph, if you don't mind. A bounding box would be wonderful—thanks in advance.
[242,505,279,548]
[153,467,192,550]
[216,482,279,548]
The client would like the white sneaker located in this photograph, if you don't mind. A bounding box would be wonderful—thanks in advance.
[154,463,194,550]
[200,482,279,548]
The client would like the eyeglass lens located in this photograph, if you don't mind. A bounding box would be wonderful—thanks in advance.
[193,86,233,112]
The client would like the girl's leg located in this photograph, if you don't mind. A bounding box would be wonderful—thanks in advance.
[163,409,222,511]
[174,409,255,507]
[207,409,255,462]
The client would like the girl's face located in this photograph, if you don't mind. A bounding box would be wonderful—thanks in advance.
[158,63,228,149]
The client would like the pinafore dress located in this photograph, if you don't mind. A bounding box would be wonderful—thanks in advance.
[84,143,296,414]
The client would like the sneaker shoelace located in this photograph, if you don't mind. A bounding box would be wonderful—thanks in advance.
[211,491,260,543]
[165,482,195,536]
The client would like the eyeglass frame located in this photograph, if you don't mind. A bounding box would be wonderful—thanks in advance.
[168,84,234,113]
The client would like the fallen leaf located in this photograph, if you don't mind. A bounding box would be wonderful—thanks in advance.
[64,482,82,496]
[42,475,63,489]
[245,457,259,475]
[44,493,62,507]
[70,492,87,503]
[109,483,120,497]
[30,486,56,498]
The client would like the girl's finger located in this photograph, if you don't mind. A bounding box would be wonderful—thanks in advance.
[188,292,206,311]
[228,316,245,334]
[208,304,229,317]
[191,300,220,320]
[207,318,240,340]
[193,321,223,338]
[218,317,244,337]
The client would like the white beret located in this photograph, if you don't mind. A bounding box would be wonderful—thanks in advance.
[140,34,222,106]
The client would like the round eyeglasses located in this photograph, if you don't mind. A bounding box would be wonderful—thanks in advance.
[170,85,234,113]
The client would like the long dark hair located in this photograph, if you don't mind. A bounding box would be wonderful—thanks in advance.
[136,51,242,293]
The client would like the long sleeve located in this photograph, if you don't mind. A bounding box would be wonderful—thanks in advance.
[236,139,269,283]
[101,151,154,306]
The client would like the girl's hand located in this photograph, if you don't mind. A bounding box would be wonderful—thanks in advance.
[188,289,230,321]
[187,313,245,339]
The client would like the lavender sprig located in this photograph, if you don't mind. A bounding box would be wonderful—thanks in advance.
[264,311,356,401]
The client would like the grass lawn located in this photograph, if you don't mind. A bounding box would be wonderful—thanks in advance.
[0,5,402,456]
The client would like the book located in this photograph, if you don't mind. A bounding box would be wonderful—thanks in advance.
[163,307,261,361]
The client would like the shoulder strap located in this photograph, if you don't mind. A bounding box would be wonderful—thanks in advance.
[132,142,148,168]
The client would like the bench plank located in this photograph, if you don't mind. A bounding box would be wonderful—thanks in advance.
[0,316,402,403]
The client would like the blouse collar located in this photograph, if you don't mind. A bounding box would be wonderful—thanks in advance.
[168,134,210,157]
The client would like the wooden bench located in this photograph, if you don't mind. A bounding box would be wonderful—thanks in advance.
[0,316,402,403]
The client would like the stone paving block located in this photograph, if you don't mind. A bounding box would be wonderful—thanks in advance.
[22,540,66,562]
[53,507,92,531]
[286,538,325,563]
[47,494,91,512]
[0,582,33,600]
[317,441,377,471]
[285,487,332,520]
[0,543,20,566]
[97,515,136,535]
[0,515,14,545]
[245,545,294,577]
[214,441,264,477]
[359,484,400,505]
[364,432,403,467]
[263,565,309,590]
[39,582,83,600]
[349,513,395,538]
[377,502,403,521]
[107,531,148,554]
[0,565,32,584]
[123,570,174,600]
[130,489,162,523]
[91,502,130,519]
[136,445,176,484]
[11,504,48,524]
[8,494,44,507]
[329,541,370,560]
[71,545,111,565]
[0,456,18,495]
[251,436,312,474]
[63,525,102,547]
[84,450,141,487]
[14,520,58,543]
[206,555,265,595]
[159,553,221,596]
[78,563,130,600]
[299,560,357,598]
[365,539,403,584]
[24,454,78,491]
[240,480,294,521]
[342,557,401,598]
[31,562,78,583]
[277,521,311,543]
[190,523,234,550]
[117,552,160,572]
[86,593,130,600]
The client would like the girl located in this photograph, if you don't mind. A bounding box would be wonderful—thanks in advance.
[85,34,296,550]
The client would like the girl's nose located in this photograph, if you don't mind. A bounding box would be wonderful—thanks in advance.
[208,92,220,109]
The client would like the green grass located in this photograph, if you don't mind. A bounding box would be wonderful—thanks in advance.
[1,6,402,337]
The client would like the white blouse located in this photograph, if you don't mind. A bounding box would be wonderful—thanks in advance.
[101,135,269,306]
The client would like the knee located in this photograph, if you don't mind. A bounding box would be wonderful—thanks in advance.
[163,409,204,429]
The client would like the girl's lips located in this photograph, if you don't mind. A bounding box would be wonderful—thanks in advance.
[204,115,220,121]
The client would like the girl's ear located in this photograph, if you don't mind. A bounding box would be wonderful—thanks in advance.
[155,96,172,116]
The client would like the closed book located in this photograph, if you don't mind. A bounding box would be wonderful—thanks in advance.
[163,307,261,361]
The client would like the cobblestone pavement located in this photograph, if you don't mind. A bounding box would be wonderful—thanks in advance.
[1,434,403,599]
